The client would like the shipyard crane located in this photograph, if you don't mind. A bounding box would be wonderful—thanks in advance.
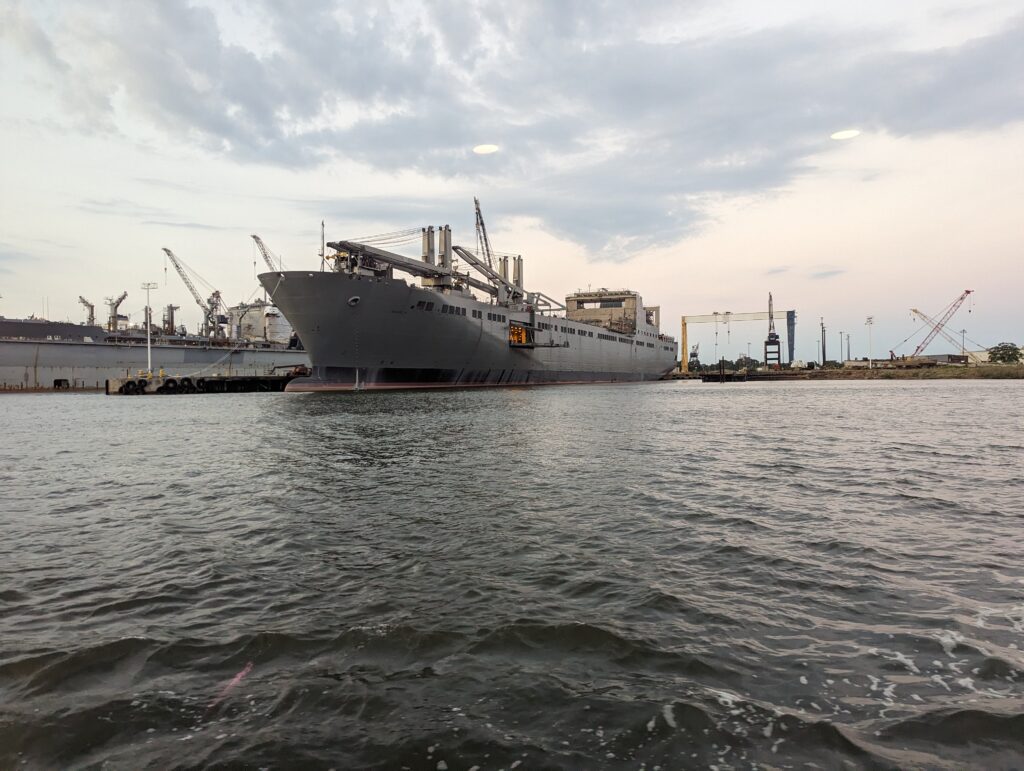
[161,248,224,337]
[910,289,974,358]
[680,296,796,372]
[104,291,128,332]
[78,296,95,327]
[474,197,495,271]
[764,292,782,367]
[910,306,985,364]
[687,343,701,371]
[251,234,282,272]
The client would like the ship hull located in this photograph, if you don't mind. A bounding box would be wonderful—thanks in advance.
[259,271,678,392]
[0,339,308,390]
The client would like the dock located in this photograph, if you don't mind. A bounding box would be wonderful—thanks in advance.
[106,366,309,395]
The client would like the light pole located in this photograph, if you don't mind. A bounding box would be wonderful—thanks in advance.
[959,328,966,356]
[838,330,844,363]
[747,341,751,363]
[865,316,874,368]
[815,339,820,365]
[141,282,158,374]
[845,333,851,362]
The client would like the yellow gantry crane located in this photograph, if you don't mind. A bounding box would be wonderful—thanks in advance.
[680,297,796,372]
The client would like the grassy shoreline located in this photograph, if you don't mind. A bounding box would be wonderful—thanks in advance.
[809,365,1023,379]
[677,365,1024,381]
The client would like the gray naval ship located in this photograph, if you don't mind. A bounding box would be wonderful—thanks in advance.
[259,206,678,391]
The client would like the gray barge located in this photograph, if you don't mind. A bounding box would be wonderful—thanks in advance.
[0,317,308,391]
[259,207,678,391]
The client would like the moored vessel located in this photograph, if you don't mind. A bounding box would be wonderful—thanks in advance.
[259,203,677,391]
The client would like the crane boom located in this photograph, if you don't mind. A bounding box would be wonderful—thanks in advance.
[78,296,95,326]
[162,247,221,336]
[910,307,984,363]
[104,291,128,332]
[251,234,281,272]
[910,290,973,357]
[474,197,495,271]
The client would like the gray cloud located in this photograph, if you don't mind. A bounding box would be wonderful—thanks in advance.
[809,269,846,280]
[15,2,1024,254]
[141,220,230,231]
[0,242,34,274]
[79,198,171,219]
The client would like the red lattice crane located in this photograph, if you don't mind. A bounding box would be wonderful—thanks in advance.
[910,289,973,358]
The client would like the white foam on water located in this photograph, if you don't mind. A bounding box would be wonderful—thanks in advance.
[799,676,808,685]
[707,689,740,708]
[956,677,975,691]
[436,762,448,771]
[646,716,656,732]
[867,675,881,691]
[763,721,773,738]
[890,651,920,674]
[935,630,964,657]
[931,674,951,691]
[662,705,677,728]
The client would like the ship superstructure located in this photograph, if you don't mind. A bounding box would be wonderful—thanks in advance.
[258,204,678,391]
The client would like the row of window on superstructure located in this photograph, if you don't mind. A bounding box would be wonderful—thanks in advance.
[408,305,673,348]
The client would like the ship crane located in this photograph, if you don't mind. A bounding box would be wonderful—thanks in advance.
[104,291,128,332]
[161,247,224,337]
[910,289,974,358]
[474,196,495,271]
[78,296,95,326]
[251,234,282,272]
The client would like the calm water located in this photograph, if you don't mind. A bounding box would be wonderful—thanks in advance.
[1,380,1022,770]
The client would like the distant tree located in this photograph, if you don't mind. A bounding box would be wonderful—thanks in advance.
[987,342,1022,364]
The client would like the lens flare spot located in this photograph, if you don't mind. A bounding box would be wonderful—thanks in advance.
[472,144,500,154]
[830,129,861,140]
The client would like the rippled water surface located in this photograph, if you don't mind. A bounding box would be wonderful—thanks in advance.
[2,380,1023,769]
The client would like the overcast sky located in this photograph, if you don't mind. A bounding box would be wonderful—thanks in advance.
[1,0,1021,361]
